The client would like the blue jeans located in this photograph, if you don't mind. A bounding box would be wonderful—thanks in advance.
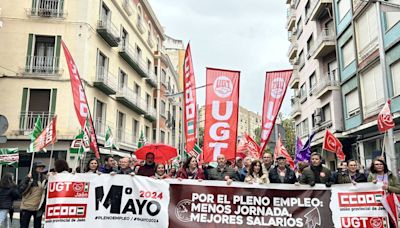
[0,209,8,228]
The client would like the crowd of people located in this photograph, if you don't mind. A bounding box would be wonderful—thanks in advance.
[0,151,399,227]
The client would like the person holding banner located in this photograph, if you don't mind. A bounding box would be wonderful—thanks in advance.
[99,156,117,174]
[239,157,252,181]
[262,152,274,174]
[152,164,169,179]
[269,155,297,184]
[207,154,239,184]
[0,173,19,227]
[337,159,367,184]
[368,158,400,193]
[177,156,205,180]
[137,152,156,177]
[116,158,135,175]
[18,161,48,228]
[299,153,332,187]
[244,160,269,184]
[54,160,70,173]
[85,158,100,173]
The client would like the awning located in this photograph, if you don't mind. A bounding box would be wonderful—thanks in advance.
[99,148,131,158]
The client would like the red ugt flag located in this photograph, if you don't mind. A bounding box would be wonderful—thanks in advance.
[203,68,240,162]
[61,41,100,159]
[323,130,345,161]
[378,100,395,133]
[259,70,292,156]
[274,135,294,169]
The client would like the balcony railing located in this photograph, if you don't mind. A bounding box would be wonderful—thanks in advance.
[286,8,296,30]
[94,118,106,137]
[27,0,66,18]
[119,43,149,78]
[312,76,340,98]
[144,105,157,122]
[136,19,145,34]
[289,68,300,89]
[97,19,120,47]
[116,128,137,148]
[307,0,332,21]
[358,38,379,62]
[94,66,117,95]
[19,111,54,132]
[116,87,147,114]
[291,99,301,118]
[287,43,298,59]
[145,70,157,87]
[309,28,335,58]
[25,55,60,75]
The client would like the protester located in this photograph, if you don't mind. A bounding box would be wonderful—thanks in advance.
[129,155,138,170]
[177,156,205,180]
[54,160,69,173]
[262,152,274,174]
[137,152,156,177]
[19,161,48,228]
[269,155,297,184]
[239,157,252,181]
[331,161,347,184]
[85,158,99,173]
[207,154,239,184]
[296,161,309,179]
[368,158,400,193]
[299,152,332,187]
[152,164,169,179]
[117,157,135,175]
[244,160,269,184]
[234,157,244,172]
[99,156,117,174]
[337,159,367,184]
[168,167,177,178]
[0,173,19,227]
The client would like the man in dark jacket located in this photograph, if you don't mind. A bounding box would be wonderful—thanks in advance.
[207,154,239,184]
[269,155,297,184]
[99,156,117,173]
[337,159,367,184]
[137,152,156,177]
[299,152,332,187]
[117,157,135,175]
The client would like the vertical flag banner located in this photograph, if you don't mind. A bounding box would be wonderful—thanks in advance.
[323,130,345,161]
[378,99,395,133]
[28,116,44,152]
[259,70,292,155]
[69,131,85,155]
[203,68,240,162]
[274,135,295,169]
[295,131,316,164]
[183,44,197,152]
[0,148,19,167]
[105,126,119,150]
[61,40,100,159]
[29,116,57,153]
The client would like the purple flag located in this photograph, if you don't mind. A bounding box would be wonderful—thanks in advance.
[295,137,304,163]
[295,132,315,164]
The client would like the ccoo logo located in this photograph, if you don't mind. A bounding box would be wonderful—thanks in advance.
[213,76,233,98]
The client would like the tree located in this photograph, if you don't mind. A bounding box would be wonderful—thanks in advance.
[282,118,295,156]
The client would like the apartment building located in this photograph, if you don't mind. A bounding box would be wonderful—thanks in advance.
[333,0,400,169]
[286,0,344,169]
[0,0,182,177]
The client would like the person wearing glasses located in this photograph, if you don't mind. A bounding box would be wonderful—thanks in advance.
[368,157,400,193]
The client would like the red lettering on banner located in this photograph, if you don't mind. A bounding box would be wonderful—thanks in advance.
[48,182,89,198]
[46,204,87,219]
[338,192,383,207]
[340,217,386,228]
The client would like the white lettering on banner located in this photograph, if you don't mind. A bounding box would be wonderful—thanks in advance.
[211,101,233,120]
[261,101,275,141]
[49,182,72,192]
[209,143,228,160]
[210,123,229,141]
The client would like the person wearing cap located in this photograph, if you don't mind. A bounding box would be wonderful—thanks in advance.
[18,161,48,228]
[269,155,297,184]
[299,152,332,187]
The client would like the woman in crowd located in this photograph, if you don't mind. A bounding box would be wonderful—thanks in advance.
[176,156,205,180]
[54,160,70,173]
[168,167,177,178]
[244,160,269,184]
[296,161,309,179]
[85,158,99,173]
[337,159,367,184]
[368,158,400,193]
[0,173,19,227]
[152,164,170,179]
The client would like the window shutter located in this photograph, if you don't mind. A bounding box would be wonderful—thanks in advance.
[55,36,61,71]
[20,88,29,129]
[50,89,57,114]
[26,34,34,72]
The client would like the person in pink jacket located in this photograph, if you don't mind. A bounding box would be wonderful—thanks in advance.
[177,157,205,180]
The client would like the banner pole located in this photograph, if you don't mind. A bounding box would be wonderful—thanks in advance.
[48,143,55,171]
[75,143,83,172]
[29,152,36,174]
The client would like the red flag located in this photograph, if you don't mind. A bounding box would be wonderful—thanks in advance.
[378,100,395,133]
[183,44,197,152]
[259,70,292,156]
[236,133,260,159]
[323,130,345,161]
[381,193,399,228]
[274,135,295,169]
[203,68,240,162]
[61,41,100,159]
[31,116,57,152]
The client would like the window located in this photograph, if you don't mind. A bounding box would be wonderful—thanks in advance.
[311,113,316,128]
[148,23,152,39]
[147,59,151,73]
[153,98,157,109]
[385,0,400,30]
[309,73,316,91]
[121,27,128,48]
[355,5,378,60]
[307,35,314,57]
[301,118,309,136]
[296,17,303,36]
[360,63,384,116]
[33,0,64,17]
[117,111,126,141]
[322,104,331,122]
[134,83,141,95]
[161,69,167,84]
[118,69,127,89]
[146,93,151,108]
[300,83,307,101]
[152,129,156,143]
[391,60,400,97]
[338,0,351,21]
[305,0,311,18]
[26,35,60,74]
[101,3,111,23]
[95,99,106,135]
[137,5,142,22]
[161,100,166,116]
[296,123,301,136]
[97,50,108,79]
[160,130,165,143]
[342,39,355,67]
[132,119,139,141]
[299,50,305,68]
[145,126,150,142]
[136,45,142,59]
[345,90,360,118]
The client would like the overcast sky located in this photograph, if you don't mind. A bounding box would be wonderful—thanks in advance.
[149,0,292,116]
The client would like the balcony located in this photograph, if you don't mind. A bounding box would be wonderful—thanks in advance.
[291,99,301,118]
[308,0,332,21]
[26,0,66,18]
[286,8,296,31]
[118,43,149,78]
[147,37,154,48]
[287,43,298,60]
[313,76,340,99]
[116,128,137,149]
[309,28,335,59]
[19,112,54,134]
[25,55,60,75]
[116,87,147,114]
[94,118,106,137]
[145,70,157,88]
[97,19,120,47]
[94,66,117,95]
[289,68,300,89]
[144,106,157,122]
[136,19,145,34]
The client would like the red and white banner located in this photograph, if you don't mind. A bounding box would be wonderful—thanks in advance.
[237,133,260,159]
[259,70,292,155]
[62,40,100,159]
[203,68,240,162]
[183,44,197,152]
[378,100,395,133]
[31,116,57,152]
[323,130,345,161]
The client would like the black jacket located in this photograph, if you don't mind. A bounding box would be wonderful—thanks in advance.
[0,186,19,209]
[269,166,297,184]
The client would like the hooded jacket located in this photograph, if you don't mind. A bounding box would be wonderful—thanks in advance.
[18,164,47,211]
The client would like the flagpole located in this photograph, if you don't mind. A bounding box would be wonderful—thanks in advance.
[29,152,36,174]
[74,143,83,172]
[48,143,55,171]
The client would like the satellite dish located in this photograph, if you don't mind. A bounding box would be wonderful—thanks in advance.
[0,115,8,135]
